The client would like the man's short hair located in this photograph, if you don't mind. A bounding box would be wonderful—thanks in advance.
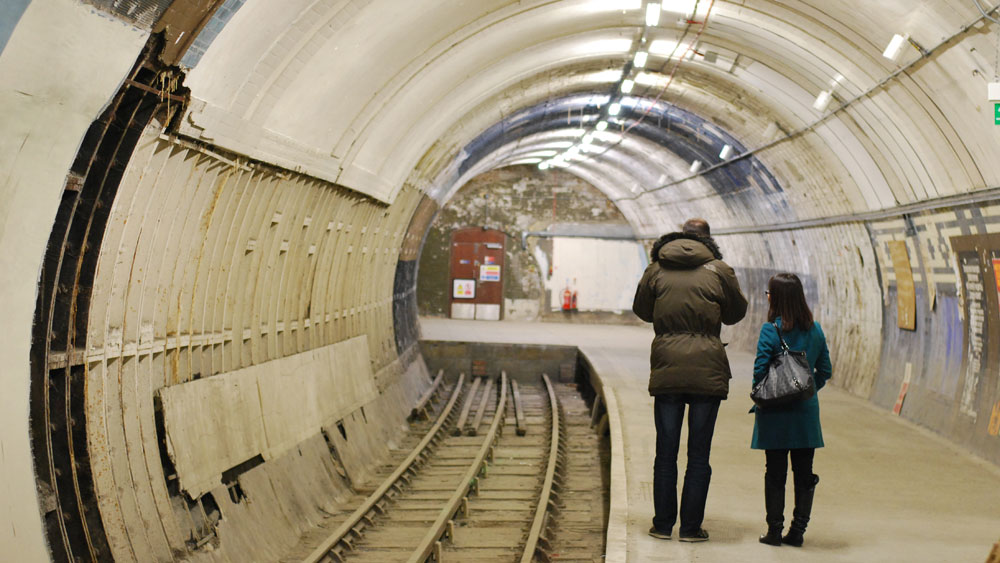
[682,218,711,237]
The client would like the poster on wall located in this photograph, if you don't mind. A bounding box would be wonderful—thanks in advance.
[957,251,986,420]
[452,279,476,299]
[479,265,501,282]
[888,241,916,330]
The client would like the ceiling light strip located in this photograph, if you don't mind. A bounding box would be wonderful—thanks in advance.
[539,1,714,173]
[615,1,998,202]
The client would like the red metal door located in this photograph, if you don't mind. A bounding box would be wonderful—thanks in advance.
[449,228,505,320]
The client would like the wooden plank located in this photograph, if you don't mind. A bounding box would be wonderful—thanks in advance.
[453,377,482,435]
[411,369,443,419]
[469,377,493,436]
[511,378,527,436]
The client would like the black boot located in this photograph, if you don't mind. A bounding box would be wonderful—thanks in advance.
[759,474,784,546]
[782,474,819,547]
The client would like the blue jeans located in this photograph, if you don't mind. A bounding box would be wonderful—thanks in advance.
[652,394,721,534]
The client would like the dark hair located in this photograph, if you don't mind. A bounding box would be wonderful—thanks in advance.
[682,218,710,237]
[767,273,813,331]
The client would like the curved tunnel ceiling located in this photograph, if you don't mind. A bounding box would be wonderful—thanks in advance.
[6,1,1000,560]
[178,0,999,240]
[430,91,782,237]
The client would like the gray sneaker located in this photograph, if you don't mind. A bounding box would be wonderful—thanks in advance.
[678,528,709,542]
[648,526,672,540]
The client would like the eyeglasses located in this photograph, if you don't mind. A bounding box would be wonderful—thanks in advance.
[765,291,770,295]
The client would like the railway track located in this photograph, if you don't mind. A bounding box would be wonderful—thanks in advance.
[302,371,569,563]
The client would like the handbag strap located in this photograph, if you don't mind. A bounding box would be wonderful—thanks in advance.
[771,322,790,352]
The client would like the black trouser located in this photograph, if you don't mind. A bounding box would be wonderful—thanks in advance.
[652,394,721,534]
[764,448,814,486]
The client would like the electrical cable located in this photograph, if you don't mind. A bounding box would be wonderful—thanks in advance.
[973,0,1000,25]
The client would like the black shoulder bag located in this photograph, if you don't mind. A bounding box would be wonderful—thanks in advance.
[750,323,816,408]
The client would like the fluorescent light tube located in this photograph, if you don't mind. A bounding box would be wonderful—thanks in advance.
[813,90,832,112]
[621,79,635,93]
[609,102,621,116]
[646,3,661,26]
[719,145,733,159]
[596,121,609,131]
[634,51,649,68]
[883,34,908,61]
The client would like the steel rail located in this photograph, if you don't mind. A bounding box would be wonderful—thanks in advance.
[407,372,509,563]
[520,374,562,563]
[303,373,466,563]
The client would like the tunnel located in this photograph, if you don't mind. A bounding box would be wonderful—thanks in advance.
[2,0,1000,561]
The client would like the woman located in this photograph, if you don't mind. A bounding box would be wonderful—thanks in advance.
[752,273,832,547]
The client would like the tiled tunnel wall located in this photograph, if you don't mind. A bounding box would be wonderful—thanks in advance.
[867,206,1000,466]
[716,209,1000,468]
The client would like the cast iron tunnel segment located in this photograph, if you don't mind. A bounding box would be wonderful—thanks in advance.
[304,372,567,562]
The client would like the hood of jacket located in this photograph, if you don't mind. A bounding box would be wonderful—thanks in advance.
[651,232,722,269]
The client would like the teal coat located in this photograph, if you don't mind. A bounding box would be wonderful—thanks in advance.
[751,319,832,450]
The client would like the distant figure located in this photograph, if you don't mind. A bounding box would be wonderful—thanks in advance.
[632,218,748,542]
[753,273,832,548]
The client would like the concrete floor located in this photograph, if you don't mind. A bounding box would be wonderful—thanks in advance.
[420,318,1000,563]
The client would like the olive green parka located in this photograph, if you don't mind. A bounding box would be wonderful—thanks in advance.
[632,233,748,398]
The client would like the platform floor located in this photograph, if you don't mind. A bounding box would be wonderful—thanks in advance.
[420,318,1000,563]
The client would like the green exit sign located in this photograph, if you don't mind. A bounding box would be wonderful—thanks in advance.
[996,103,1000,125]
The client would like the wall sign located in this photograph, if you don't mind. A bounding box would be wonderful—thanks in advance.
[888,241,916,330]
[479,265,501,282]
[452,279,475,299]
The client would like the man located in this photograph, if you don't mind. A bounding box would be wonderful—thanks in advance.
[632,218,748,542]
